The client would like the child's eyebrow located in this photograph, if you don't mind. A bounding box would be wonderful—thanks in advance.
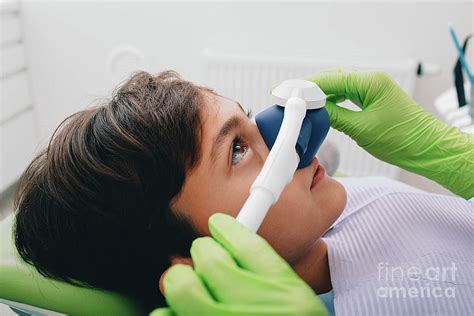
[210,115,245,166]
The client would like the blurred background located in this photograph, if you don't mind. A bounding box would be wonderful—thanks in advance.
[1,0,473,217]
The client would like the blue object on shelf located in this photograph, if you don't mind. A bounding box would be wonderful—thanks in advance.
[449,26,473,119]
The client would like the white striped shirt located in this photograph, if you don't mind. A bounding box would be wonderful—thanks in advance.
[322,176,473,316]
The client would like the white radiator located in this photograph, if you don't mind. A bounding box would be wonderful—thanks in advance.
[202,50,419,179]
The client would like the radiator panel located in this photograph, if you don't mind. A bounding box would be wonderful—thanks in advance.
[203,52,418,179]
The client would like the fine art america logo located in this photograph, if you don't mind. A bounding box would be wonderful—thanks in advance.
[376,262,457,299]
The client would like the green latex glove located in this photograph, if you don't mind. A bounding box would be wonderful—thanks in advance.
[307,70,474,199]
[150,213,327,316]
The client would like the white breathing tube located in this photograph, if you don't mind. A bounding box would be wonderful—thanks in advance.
[236,80,326,233]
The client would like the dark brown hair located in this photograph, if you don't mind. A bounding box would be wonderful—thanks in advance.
[13,70,214,311]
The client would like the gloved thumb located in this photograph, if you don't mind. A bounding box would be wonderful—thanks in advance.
[324,100,360,135]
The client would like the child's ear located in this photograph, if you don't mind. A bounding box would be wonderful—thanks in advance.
[158,257,194,295]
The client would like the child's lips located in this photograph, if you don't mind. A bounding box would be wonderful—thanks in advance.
[310,159,326,190]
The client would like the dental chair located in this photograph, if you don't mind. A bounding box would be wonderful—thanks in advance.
[0,142,339,316]
[0,212,146,316]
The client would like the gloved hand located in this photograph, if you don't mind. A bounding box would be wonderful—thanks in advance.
[150,213,327,316]
[307,70,474,199]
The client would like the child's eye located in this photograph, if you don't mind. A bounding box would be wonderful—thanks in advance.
[231,137,248,165]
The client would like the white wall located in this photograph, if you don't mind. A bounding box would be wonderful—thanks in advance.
[18,1,473,193]
[0,1,37,191]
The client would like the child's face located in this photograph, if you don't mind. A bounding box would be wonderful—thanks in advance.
[172,93,347,264]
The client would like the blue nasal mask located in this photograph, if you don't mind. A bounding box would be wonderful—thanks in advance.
[255,105,330,168]
[236,79,330,233]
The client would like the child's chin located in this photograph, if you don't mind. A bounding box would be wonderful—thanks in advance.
[327,178,347,219]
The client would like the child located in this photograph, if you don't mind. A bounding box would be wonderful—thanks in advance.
[14,71,472,314]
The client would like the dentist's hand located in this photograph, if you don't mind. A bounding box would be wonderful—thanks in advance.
[150,213,327,316]
[307,70,474,199]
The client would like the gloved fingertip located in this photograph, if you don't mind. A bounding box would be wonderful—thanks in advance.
[191,236,214,249]
[190,237,217,267]
[208,213,255,250]
[324,100,338,115]
[324,101,361,134]
[149,308,175,316]
[208,213,238,232]
[163,264,194,290]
